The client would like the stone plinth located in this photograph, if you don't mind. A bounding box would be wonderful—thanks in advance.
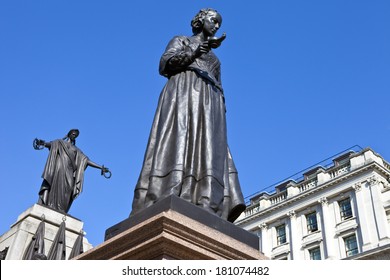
[74,196,267,260]
[0,204,92,260]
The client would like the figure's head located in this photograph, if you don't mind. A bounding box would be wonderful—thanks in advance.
[67,129,79,143]
[191,8,222,36]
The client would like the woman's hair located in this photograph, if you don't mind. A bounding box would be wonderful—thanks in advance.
[191,8,219,35]
[63,129,79,144]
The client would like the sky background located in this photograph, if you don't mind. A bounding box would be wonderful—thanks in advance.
[0,0,389,247]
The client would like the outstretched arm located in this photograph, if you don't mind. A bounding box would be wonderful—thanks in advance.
[87,160,111,178]
[87,160,104,170]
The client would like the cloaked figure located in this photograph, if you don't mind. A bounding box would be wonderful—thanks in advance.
[34,129,111,213]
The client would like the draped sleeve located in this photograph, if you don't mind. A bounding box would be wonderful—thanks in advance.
[159,36,195,77]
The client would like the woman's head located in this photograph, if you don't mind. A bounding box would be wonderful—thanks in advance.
[191,8,222,36]
[66,129,79,144]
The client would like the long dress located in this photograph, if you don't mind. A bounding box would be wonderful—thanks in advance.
[131,35,245,222]
[38,139,89,213]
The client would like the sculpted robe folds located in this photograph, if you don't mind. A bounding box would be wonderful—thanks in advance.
[131,36,245,222]
[38,139,89,213]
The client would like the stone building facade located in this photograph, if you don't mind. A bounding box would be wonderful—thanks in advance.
[235,148,390,260]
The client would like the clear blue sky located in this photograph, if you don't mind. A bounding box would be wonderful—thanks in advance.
[1,0,389,247]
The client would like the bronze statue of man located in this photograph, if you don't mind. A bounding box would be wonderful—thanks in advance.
[34,129,110,213]
[131,8,245,222]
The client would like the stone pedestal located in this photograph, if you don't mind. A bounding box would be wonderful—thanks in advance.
[74,196,267,260]
[0,204,92,260]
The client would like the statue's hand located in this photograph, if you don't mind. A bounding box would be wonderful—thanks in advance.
[33,138,45,150]
[193,41,210,59]
[101,165,112,179]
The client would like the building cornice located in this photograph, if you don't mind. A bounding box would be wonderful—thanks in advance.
[236,160,389,226]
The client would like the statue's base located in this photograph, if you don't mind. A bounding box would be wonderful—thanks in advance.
[0,204,92,260]
[74,195,267,260]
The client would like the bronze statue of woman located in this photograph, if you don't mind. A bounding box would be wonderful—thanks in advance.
[34,129,110,213]
[131,8,245,222]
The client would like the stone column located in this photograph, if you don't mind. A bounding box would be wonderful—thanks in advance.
[318,197,336,259]
[258,223,269,256]
[352,182,373,250]
[367,176,390,245]
[287,210,300,260]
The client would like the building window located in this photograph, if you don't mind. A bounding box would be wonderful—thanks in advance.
[344,235,358,257]
[306,212,318,233]
[339,198,353,220]
[276,224,287,245]
[309,247,321,260]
